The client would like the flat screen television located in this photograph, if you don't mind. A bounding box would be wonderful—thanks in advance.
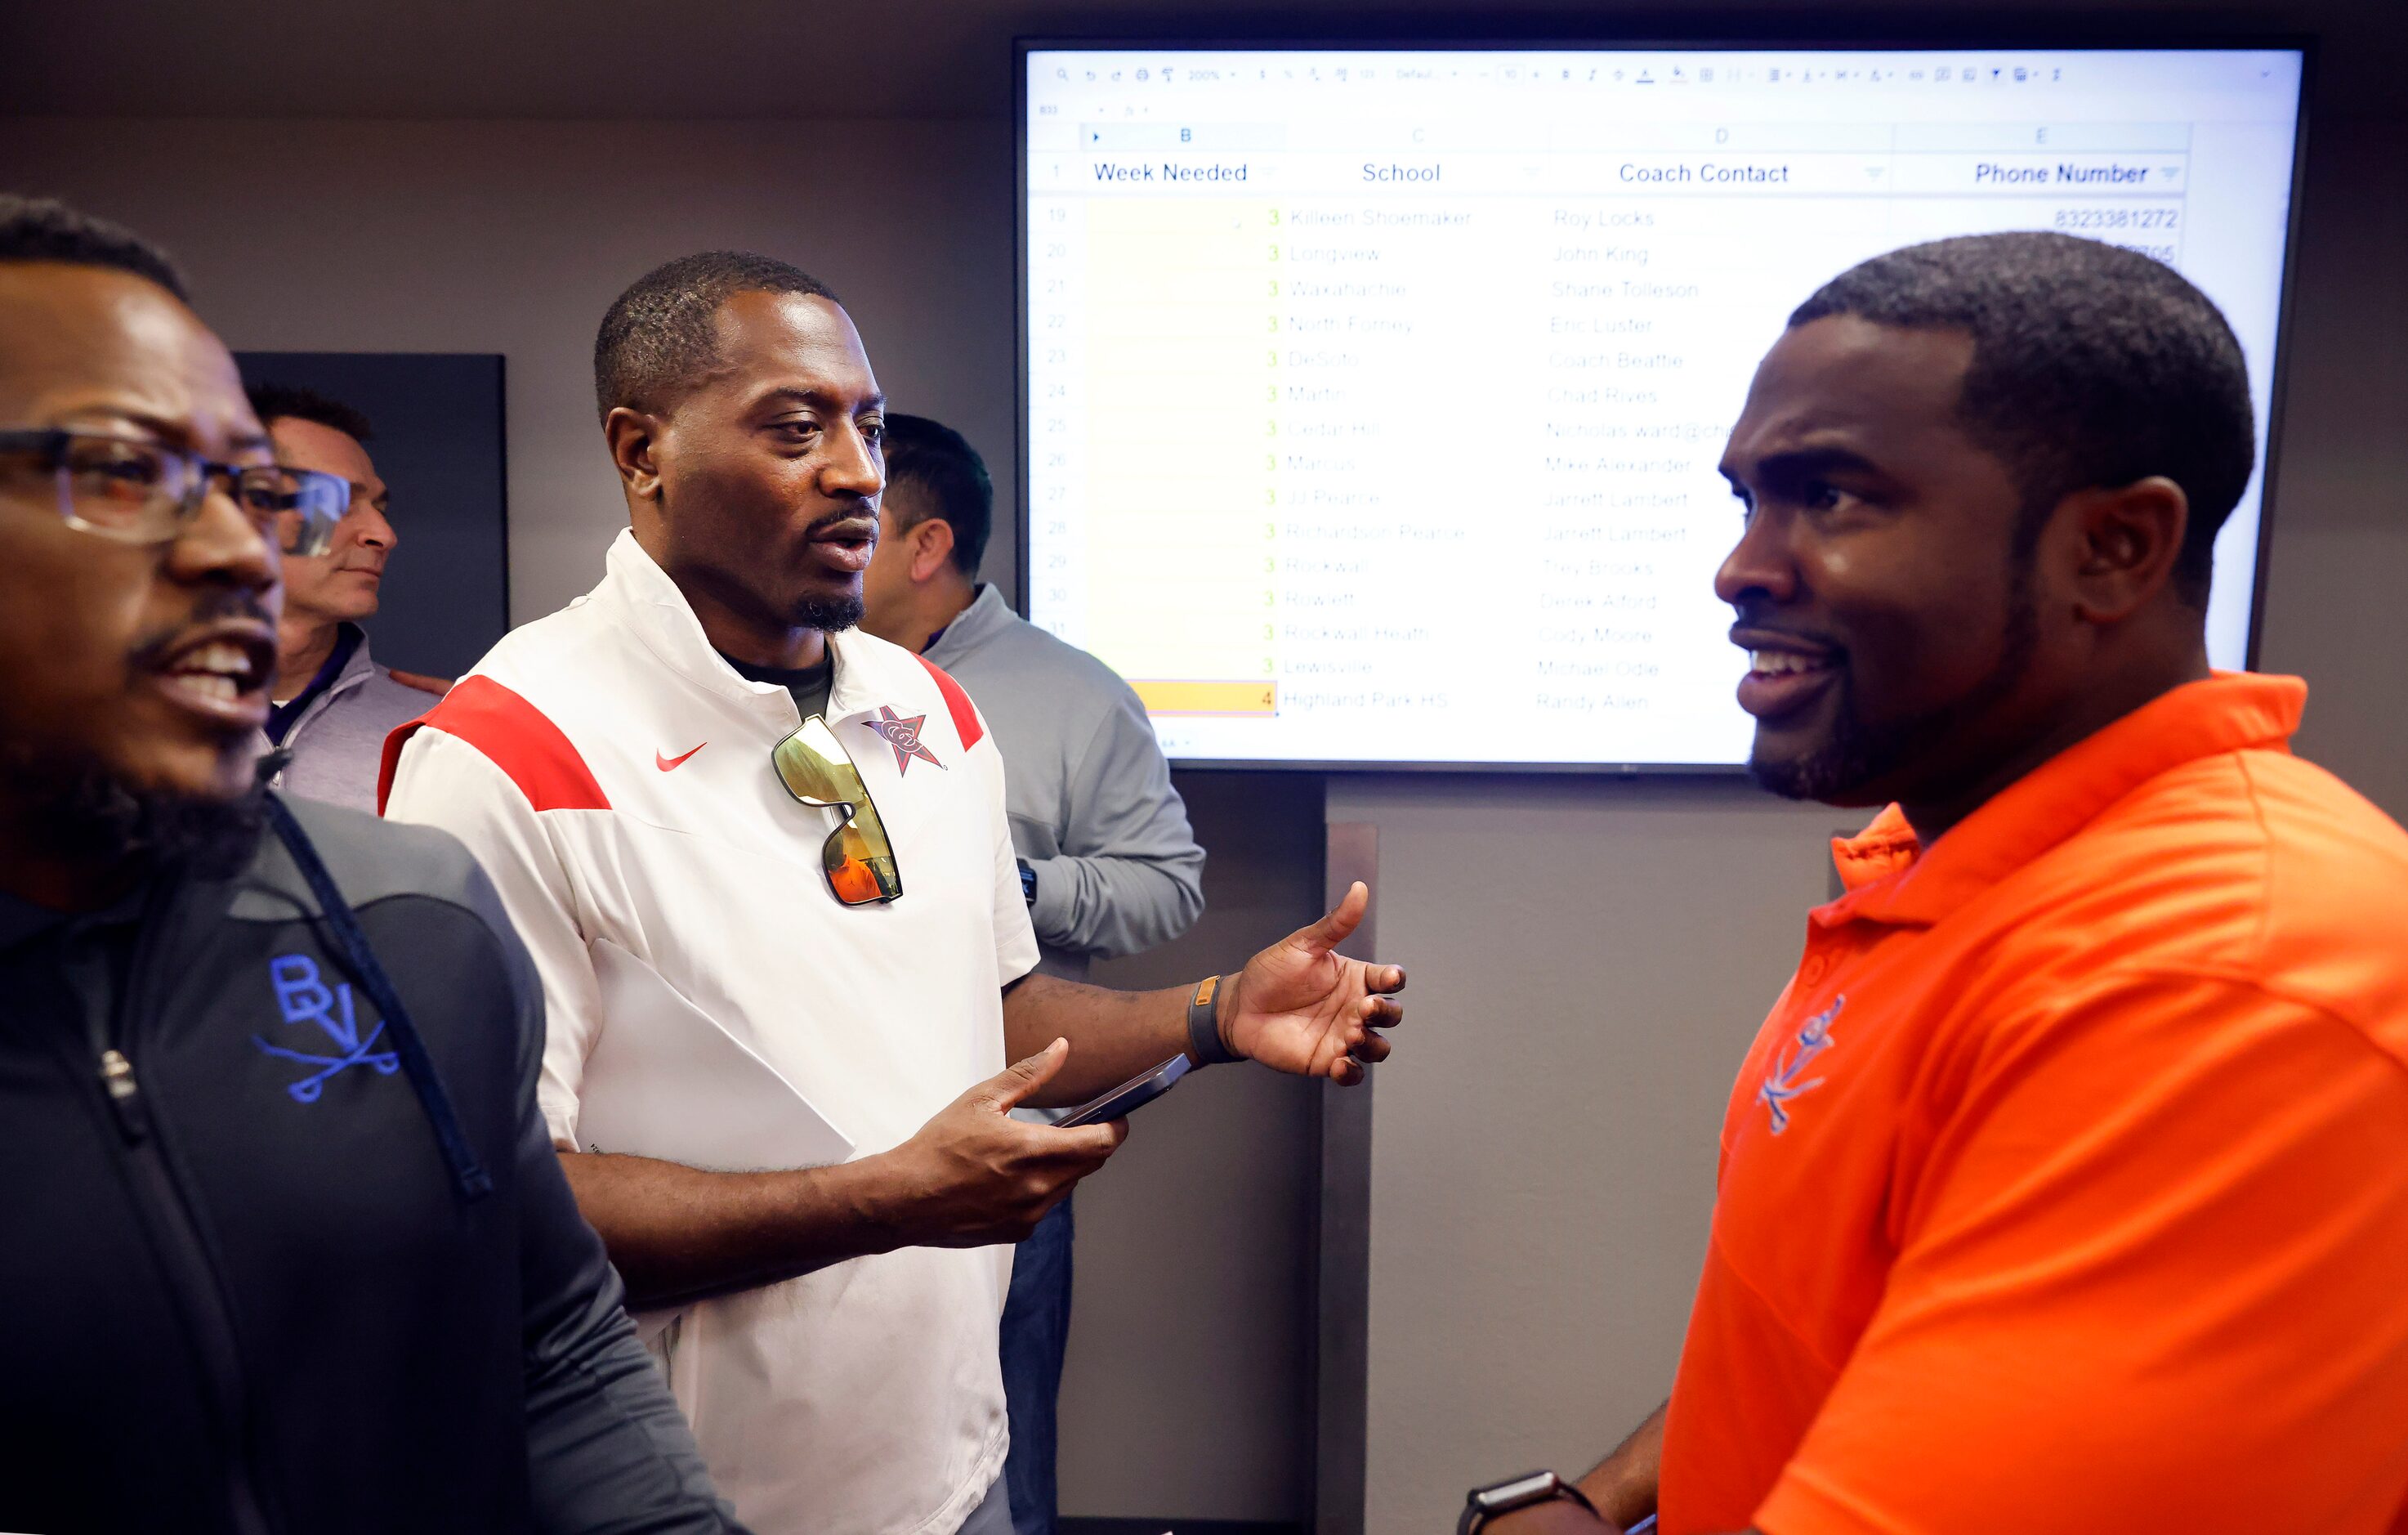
[1017,43,2308,770]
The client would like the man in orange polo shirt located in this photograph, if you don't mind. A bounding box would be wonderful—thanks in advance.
[1464,232,2408,1535]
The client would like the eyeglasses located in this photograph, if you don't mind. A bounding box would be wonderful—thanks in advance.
[771,714,904,906]
[0,428,346,557]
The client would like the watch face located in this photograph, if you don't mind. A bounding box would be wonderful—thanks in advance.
[1473,1471,1560,1512]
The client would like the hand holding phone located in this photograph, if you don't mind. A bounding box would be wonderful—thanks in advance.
[881,1040,1126,1250]
[1059,1054,1192,1127]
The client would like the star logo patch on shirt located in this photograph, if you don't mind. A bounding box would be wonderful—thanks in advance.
[864,705,945,775]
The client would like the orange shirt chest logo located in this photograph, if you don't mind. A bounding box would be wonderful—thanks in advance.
[1756,996,1844,1135]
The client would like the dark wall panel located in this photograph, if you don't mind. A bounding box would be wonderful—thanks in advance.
[237,351,507,678]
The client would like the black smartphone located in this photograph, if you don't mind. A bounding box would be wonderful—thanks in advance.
[1058,1053,1192,1127]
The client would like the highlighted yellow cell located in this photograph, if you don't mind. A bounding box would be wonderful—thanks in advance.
[1087,369,1275,415]
[1092,199,1280,239]
[1081,439,1268,469]
[1079,309,1276,342]
[1086,333,1267,378]
[1131,680,1279,717]
[1084,272,1269,310]
[1083,469,1271,499]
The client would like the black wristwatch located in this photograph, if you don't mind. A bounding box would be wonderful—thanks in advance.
[1017,858,1038,907]
[1460,1470,1601,1534]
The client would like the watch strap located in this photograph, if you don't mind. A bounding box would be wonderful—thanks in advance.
[1186,974,1239,1065]
[1459,1470,1600,1534]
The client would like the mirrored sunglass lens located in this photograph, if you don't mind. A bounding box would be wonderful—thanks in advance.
[266,508,316,556]
[825,846,887,906]
[285,508,337,556]
[225,470,322,555]
[289,468,351,521]
[774,739,851,804]
[269,469,345,556]
[825,823,902,905]
[773,724,902,905]
[774,721,868,803]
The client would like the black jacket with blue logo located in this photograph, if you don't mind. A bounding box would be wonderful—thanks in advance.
[0,795,744,1535]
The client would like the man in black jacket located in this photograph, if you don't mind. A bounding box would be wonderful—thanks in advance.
[0,197,744,1533]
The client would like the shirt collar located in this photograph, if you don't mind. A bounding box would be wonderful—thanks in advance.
[598,529,876,724]
[0,887,65,951]
[296,623,364,698]
[0,875,150,955]
[329,622,378,689]
[1815,671,2308,931]
[305,623,376,703]
[924,584,1010,667]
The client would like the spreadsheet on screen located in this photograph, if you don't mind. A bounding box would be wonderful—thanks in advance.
[1021,47,2305,768]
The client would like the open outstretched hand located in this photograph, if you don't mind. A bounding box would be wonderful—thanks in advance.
[1221,881,1404,1085]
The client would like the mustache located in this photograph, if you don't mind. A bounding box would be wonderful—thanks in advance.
[806,501,878,535]
[1727,597,1838,645]
[125,588,275,672]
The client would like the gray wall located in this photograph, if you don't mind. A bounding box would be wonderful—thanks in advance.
[2253,116,2408,810]
[0,119,1025,621]
[6,103,2401,1529]
[1079,771,1327,1518]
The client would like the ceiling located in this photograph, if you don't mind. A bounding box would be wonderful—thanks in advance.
[7,0,2398,121]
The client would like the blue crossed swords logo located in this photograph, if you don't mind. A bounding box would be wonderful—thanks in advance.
[1757,996,1843,1136]
[252,954,401,1103]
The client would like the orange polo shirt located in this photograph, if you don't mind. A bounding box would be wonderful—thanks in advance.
[1660,674,2408,1535]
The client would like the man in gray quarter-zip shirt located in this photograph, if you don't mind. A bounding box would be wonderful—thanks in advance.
[861,414,1204,1535]
[245,384,444,812]
[862,416,1204,983]
[0,195,742,1535]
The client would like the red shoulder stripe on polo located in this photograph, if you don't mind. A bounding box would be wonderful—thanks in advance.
[914,654,985,753]
[376,675,610,816]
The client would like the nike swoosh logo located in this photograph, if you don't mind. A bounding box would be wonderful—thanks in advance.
[655,742,707,772]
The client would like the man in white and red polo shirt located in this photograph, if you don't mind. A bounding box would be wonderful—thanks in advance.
[381,251,1405,1535]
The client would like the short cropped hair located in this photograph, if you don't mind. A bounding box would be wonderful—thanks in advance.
[882,414,993,578]
[247,382,374,445]
[0,195,188,300]
[1789,231,2254,606]
[593,251,838,423]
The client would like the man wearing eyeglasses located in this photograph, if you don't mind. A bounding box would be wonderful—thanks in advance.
[244,383,443,813]
[0,195,744,1533]
[381,250,1405,1535]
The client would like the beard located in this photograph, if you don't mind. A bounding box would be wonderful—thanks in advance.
[0,747,270,885]
[1749,577,2040,805]
[657,487,870,638]
[1,585,279,891]
[792,590,864,633]
[788,501,869,633]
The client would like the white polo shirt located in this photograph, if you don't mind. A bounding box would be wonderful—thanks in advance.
[381,530,1038,1535]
